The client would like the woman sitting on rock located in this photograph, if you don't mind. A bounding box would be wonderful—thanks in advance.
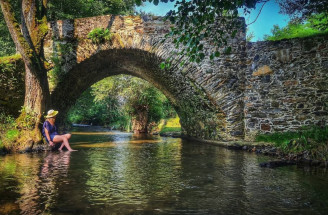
[42,109,77,151]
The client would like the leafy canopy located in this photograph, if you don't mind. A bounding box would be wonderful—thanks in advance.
[277,0,328,30]
[68,75,176,129]
[264,13,328,41]
[140,0,262,65]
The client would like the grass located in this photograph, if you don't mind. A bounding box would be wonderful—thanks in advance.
[159,116,181,134]
[0,113,18,150]
[256,126,328,161]
[160,127,182,133]
[266,30,328,41]
[6,129,19,141]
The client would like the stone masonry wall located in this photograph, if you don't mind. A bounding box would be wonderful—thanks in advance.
[244,35,328,140]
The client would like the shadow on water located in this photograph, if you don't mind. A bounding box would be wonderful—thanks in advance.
[0,126,328,214]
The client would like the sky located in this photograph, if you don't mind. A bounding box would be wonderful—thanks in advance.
[136,0,291,42]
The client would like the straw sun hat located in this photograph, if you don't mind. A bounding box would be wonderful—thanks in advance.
[45,109,59,118]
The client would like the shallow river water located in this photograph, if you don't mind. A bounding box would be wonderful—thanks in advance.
[0,127,328,215]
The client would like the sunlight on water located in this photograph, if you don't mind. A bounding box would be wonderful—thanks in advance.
[0,127,328,214]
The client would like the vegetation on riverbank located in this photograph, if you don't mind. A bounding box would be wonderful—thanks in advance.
[68,75,178,133]
[0,114,18,152]
[159,116,181,134]
[264,13,328,41]
[256,126,328,161]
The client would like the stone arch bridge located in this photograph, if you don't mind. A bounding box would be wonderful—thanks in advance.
[45,15,246,141]
[43,15,328,141]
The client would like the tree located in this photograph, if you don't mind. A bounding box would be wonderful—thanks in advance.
[1,0,52,147]
[0,0,137,57]
[0,13,15,56]
[264,14,328,41]
[277,0,328,30]
[91,75,175,133]
[0,0,138,148]
[140,0,263,64]
[47,0,136,21]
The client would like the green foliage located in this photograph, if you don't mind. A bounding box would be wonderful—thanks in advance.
[48,42,75,90]
[0,113,17,131]
[246,28,255,42]
[0,54,24,118]
[256,126,328,161]
[47,0,137,20]
[16,107,38,130]
[0,0,137,57]
[6,129,19,141]
[0,4,18,57]
[68,75,177,131]
[0,113,18,148]
[149,0,259,67]
[67,89,119,126]
[264,14,328,41]
[87,28,113,44]
[159,116,181,134]
[160,126,181,133]
[277,0,328,30]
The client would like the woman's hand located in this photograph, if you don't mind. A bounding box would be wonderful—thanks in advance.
[49,141,54,147]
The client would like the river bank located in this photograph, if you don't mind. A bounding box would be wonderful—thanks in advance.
[1,125,327,168]
[185,137,328,168]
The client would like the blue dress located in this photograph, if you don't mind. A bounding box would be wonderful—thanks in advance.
[42,121,59,142]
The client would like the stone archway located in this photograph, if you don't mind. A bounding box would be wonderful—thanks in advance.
[51,48,224,140]
[44,15,247,141]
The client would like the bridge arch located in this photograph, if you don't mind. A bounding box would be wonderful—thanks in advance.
[51,48,224,140]
[44,15,246,141]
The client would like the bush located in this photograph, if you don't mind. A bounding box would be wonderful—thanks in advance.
[0,113,18,149]
[256,126,328,161]
[87,28,112,44]
[6,129,20,141]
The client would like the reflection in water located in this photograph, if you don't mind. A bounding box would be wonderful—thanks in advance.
[0,128,328,214]
[39,152,72,214]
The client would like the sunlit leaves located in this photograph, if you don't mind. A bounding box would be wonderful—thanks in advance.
[264,14,328,41]
[146,0,259,67]
[87,28,113,44]
[277,0,328,30]
[47,0,137,21]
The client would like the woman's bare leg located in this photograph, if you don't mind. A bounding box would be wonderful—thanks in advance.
[59,142,64,150]
[53,135,77,151]
[64,133,72,140]
[59,134,71,150]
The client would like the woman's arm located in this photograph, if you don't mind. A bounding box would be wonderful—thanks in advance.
[44,128,54,146]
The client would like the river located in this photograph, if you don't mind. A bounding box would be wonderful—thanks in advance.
[0,127,327,214]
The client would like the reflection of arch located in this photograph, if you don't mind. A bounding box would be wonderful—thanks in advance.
[51,49,224,140]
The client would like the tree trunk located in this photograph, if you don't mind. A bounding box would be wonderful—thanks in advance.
[15,64,51,151]
[132,110,148,134]
[1,0,51,151]
[24,64,50,118]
